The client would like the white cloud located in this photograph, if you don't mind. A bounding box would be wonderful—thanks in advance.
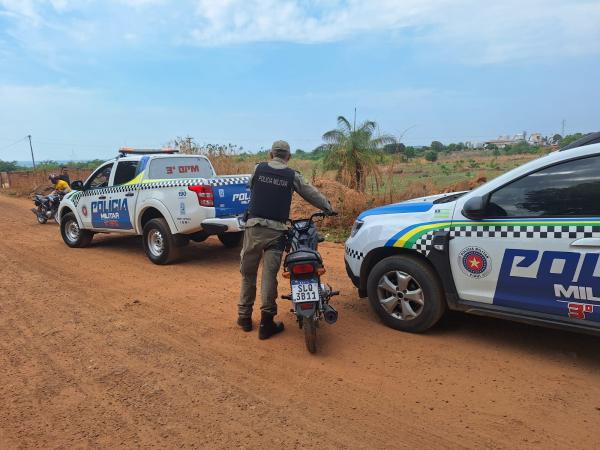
[189,0,600,63]
[190,0,437,45]
[0,0,599,65]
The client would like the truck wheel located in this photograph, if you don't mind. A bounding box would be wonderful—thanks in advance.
[60,212,94,248]
[143,218,179,265]
[367,255,446,333]
[218,231,243,248]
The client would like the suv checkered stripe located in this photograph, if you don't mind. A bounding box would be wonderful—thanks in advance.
[412,224,600,256]
[345,245,364,261]
[413,227,452,254]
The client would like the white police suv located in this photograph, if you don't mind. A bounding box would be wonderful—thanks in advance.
[345,133,600,334]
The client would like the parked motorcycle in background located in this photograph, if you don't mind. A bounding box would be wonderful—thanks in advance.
[31,192,64,224]
[282,211,339,353]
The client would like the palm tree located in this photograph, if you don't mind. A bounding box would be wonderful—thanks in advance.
[322,116,395,192]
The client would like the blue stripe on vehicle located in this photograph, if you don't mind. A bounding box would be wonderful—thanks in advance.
[136,156,150,175]
[358,203,433,220]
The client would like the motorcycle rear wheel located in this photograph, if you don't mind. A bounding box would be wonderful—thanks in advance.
[37,214,47,224]
[304,317,317,354]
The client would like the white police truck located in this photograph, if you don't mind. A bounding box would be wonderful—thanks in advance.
[58,148,250,264]
[345,133,600,335]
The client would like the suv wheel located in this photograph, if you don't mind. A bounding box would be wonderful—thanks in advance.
[367,255,446,333]
[218,231,243,248]
[143,218,179,264]
[60,212,94,248]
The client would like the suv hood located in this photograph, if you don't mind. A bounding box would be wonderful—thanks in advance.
[358,191,466,220]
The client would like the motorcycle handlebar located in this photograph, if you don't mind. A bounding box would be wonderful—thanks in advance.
[310,210,338,220]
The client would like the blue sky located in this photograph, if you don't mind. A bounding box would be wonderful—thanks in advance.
[0,0,599,161]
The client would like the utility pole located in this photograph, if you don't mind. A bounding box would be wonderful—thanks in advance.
[353,107,357,131]
[186,136,193,153]
[561,119,566,137]
[27,135,36,171]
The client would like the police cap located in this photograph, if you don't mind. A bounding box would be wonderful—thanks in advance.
[271,140,291,158]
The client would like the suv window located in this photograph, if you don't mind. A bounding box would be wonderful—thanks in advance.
[487,155,600,217]
[148,157,213,180]
[113,160,139,185]
[86,163,113,190]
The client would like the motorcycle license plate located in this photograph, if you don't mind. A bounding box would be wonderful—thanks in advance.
[291,279,319,303]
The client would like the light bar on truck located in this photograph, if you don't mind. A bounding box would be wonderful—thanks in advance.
[118,147,179,156]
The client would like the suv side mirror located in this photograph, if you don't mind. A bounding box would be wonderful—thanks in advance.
[462,196,487,220]
[71,180,84,191]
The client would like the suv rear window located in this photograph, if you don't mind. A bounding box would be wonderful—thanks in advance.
[148,157,214,180]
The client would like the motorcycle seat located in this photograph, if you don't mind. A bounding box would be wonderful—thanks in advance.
[285,249,322,265]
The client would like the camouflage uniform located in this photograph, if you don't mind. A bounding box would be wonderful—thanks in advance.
[238,150,332,320]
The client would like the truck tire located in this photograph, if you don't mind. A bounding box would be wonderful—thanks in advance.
[61,212,94,248]
[143,218,179,265]
[218,231,243,248]
[367,255,446,333]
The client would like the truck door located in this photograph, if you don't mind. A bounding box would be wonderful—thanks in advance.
[93,159,140,232]
[78,162,113,229]
[450,154,600,323]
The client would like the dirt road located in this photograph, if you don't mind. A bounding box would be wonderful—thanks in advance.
[1,195,599,449]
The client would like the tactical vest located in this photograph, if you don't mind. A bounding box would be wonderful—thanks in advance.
[248,162,295,222]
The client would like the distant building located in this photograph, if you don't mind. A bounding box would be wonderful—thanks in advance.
[484,138,516,149]
[484,130,545,149]
[528,133,544,145]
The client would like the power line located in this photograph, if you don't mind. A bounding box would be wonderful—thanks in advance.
[0,137,26,151]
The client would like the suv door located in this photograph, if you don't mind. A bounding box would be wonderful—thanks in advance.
[449,154,600,324]
[78,162,114,229]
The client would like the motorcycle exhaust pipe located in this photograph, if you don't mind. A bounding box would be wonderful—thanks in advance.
[323,304,338,324]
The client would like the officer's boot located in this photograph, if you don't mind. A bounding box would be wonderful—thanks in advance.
[237,317,252,332]
[258,311,284,340]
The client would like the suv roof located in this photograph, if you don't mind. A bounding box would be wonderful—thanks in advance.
[560,131,600,151]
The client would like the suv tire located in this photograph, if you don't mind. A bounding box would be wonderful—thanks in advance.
[367,255,446,333]
[143,218,179,265]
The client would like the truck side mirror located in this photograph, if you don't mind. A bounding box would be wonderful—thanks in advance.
[71,180,84,191]
[462,196,487,220]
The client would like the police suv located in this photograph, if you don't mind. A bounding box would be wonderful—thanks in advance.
[58,148,250,264]
[345,134,600,335]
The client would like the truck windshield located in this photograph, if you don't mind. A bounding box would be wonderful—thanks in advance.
[148,157,214,179]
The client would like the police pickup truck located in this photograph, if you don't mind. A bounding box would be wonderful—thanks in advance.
[345,134,600,335]
[58,148,250,264]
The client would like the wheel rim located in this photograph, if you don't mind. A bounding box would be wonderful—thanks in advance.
[65,220,80,242]
[376,270,425,321]
[147,229,164,257]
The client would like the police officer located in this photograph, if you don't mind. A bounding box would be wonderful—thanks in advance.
[238,140,333,339]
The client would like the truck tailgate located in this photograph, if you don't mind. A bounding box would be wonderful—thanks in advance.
[209,176,251,217]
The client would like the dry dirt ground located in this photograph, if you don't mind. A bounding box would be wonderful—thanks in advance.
[1,194,599,449]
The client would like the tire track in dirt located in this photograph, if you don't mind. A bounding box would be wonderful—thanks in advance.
[1,194,599,449]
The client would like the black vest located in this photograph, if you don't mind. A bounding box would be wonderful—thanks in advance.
[249,162,295,222]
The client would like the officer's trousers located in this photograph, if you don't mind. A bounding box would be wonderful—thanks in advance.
[238,225,286,318]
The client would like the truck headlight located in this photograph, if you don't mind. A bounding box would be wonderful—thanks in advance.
[350,220,364,237]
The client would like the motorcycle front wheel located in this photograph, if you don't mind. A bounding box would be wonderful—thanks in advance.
[36,209,47,224]
[304,316,317,354]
